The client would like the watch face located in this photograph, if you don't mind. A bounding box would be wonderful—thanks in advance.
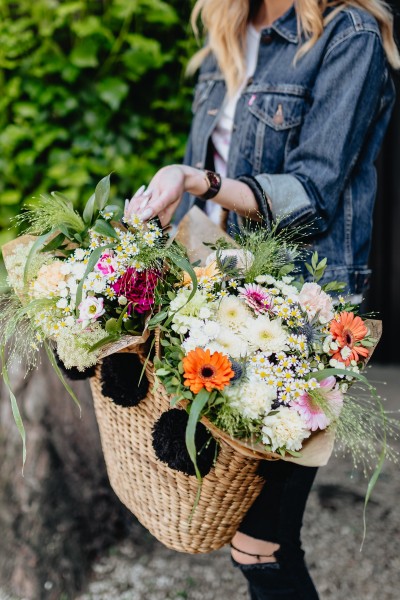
[203,170,221,200]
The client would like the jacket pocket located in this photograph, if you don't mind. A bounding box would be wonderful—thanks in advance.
[241,90,309,174]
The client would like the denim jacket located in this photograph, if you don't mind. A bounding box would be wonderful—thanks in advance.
[175,5,395,295]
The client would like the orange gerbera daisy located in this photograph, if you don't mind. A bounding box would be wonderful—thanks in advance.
[181,261,220,287]
[182,347,235,394]
[329,311,369,365]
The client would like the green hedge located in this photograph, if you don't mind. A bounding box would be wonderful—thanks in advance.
[0,0,197,244]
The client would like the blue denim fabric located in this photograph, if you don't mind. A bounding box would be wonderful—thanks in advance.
[175,5,396,294]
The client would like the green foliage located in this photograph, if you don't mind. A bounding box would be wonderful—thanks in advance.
[0,0,197,242]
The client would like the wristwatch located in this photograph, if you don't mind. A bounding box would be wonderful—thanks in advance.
[199,170,222,200]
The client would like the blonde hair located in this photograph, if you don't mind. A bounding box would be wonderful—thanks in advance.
[188,0,400,96]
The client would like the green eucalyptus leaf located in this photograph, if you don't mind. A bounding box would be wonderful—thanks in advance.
[94,174,111,211]
[83,193,96,225]
[148,309,169,328]
[92,218,119,239]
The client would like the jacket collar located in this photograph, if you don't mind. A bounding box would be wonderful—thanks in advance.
[261,5,299,44]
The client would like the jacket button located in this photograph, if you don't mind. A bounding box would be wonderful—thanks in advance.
[261,33,273,44]
[195,162,203,168]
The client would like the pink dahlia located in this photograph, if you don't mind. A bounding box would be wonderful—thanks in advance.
[238,283,273,314]
[292,376,343,432]
[112,268,159,314]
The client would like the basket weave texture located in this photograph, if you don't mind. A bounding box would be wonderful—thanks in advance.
[90,350,265,554]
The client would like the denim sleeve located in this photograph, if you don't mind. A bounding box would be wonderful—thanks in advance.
[252,31,390,232]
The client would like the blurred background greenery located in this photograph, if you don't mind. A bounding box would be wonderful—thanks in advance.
[0,0,196,247]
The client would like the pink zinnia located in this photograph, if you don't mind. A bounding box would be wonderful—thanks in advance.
[293,376,343,432]
[112,268,159,314]
[238,283,273,314]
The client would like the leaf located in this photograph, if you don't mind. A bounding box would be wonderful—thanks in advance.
[148,309,169,329]
[311,252,318,270]
[1,345,26,473]
[92,218,119,239]
[41,232,66,253]
[96,78,129,111]
[23,230,56,286]
[103,203,124,221]
[185,388,211,481]
[94,174,111,212]
[155,368,170,376]
[83,193,96,225]
[70,39,99,68]
[88,334,118,352]
[305,263,314,277]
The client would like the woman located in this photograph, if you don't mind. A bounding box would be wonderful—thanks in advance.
[127,0,399,598]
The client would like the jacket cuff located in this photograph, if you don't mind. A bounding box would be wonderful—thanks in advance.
[237,175,273,230]
[254,174,315,226]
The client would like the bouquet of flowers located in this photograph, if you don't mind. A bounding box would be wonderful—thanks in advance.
[151,212,395,494]
[0,175,187,463]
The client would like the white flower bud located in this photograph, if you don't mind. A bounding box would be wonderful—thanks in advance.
[118,295,128,306]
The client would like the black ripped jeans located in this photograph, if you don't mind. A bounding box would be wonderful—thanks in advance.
[232,461,319,600]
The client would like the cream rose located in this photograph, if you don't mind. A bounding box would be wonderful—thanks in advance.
[31,261,67,299]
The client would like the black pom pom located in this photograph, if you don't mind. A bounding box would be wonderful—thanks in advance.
[152,409,217,477]
[55,355,96,380]
[100,353,149,407]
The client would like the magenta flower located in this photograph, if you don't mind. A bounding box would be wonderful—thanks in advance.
[95,251,117,276]
[112,267,159,314]
[238,283,273,314]
[293,376,344,432]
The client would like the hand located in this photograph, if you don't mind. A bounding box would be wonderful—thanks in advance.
[125,165,208,227]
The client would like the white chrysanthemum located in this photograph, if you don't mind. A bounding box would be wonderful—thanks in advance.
[170,289,212,318]
[246,315,288,353]
[217,295,250,332]
[262,407,311,452]
[202,320,221,339]
[210,327,248,358]
[171,314,199,335]
[224,379,276,420]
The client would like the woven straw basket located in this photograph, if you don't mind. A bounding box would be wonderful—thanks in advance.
[90,345,267,554]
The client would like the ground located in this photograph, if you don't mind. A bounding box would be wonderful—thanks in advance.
[1,365,399,600]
